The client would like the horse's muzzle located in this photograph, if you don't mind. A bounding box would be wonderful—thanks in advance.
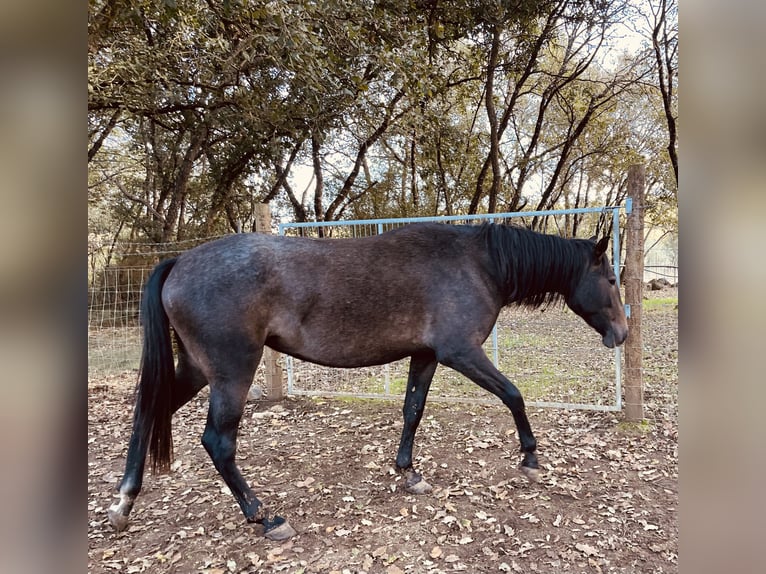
[602,324,628,348]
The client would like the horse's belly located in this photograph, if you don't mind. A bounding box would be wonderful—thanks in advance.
[266,331,419,369]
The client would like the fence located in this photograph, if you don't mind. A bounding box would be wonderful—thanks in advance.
[87,236,221,377]
[87,205,632,411]
[644,246,678,284]
[277,206,628,411]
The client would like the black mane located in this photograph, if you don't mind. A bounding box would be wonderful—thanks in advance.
[478,223,592,308]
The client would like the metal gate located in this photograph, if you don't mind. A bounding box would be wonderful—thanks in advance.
[278,205,630,411]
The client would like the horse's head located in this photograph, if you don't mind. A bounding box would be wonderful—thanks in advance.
[566,236,629,348]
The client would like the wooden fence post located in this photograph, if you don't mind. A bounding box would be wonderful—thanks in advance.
[624,164,645,421]
[253,204,285,401]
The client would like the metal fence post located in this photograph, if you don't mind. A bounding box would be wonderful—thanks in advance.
[612,207,623,411]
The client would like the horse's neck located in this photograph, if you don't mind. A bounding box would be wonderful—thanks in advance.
[504,229,581,306]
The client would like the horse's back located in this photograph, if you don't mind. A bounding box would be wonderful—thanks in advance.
[160,225,499,367]
[166,224,476,293]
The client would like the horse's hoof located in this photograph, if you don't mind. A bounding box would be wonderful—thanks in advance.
[264,521,296,541]
[521,466,540,482]
[107,507,129,532]
[405,475,433,495]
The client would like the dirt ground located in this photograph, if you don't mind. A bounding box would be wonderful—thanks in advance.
[88,290,678,574]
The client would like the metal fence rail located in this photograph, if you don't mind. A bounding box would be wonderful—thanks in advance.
[278,205,629,411]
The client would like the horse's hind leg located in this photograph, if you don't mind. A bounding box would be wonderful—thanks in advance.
[108,348,209,531]
[440,346,540,481]
[170,344,210,411]
[201,349,296,541]
[395,352,438,494]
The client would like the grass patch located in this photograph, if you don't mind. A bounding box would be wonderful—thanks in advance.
[354,374,409,395]
[616,419,653,434]
[387,377,409,394]
[493,331,551,350]
[318,395,398,406]
[643,297,678,311]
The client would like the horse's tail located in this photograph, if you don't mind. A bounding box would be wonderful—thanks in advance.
[134,257,178,474]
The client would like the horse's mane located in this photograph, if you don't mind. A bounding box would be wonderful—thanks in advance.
[478,223,592,308]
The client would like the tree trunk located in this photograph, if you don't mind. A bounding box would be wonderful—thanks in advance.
[652,0,678,186]
[161,123,208,242]
[311,133,325,236]
[480,25,501,213]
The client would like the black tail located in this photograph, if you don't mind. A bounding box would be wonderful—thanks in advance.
[134,257,177,474]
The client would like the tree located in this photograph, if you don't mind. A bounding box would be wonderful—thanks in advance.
[647,0,678,185]
[88,0,677,246]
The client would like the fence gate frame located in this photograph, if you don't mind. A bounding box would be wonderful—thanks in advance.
[278,204,631,411]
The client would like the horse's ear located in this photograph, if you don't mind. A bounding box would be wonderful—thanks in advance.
[594,236,609,258]
[588,235,598,243]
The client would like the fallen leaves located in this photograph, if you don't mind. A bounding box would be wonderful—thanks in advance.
[89,361,677,574]
[295,477,315,488]
[575,542,601,557]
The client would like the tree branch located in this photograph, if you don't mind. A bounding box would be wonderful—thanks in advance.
[88,110,121,163]
[115,179,165,222]
[324,89,405,221]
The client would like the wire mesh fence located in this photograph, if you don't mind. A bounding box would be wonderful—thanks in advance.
[282,304,620,409]
[644,247,678,284]
[87,236,222,378]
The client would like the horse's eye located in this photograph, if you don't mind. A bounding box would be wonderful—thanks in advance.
[608,277,616,286]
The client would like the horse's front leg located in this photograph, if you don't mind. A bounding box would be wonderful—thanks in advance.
[395,352,438,494]
[440,347,539,481]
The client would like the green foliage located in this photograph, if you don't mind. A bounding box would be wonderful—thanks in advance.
[643,296,678,311]
[88,0,678,243]
[616,419,653,434]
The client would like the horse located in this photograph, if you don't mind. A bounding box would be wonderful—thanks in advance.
[107,222,627,541]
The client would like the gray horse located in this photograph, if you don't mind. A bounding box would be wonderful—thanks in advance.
[108,222,627,540]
